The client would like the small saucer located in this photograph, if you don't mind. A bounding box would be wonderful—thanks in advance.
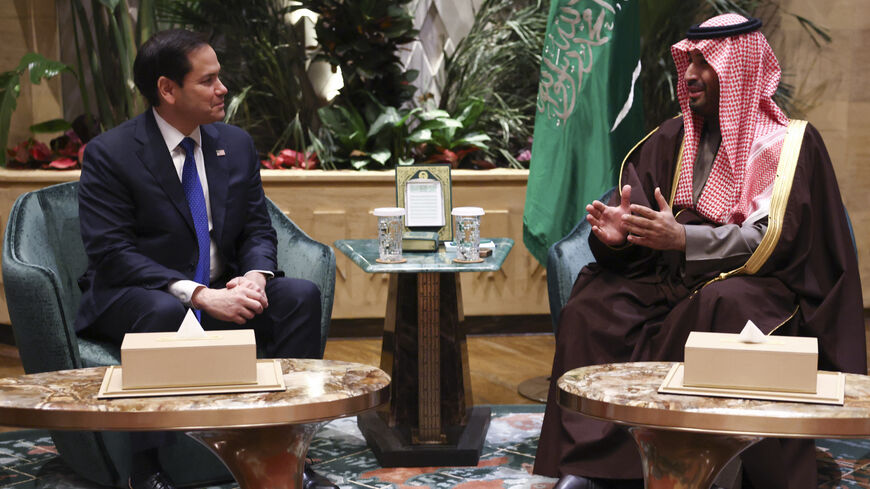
[453,258,484,264]
[376,258,407,264]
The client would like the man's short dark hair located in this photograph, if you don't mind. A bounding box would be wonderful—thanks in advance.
[133,29,208,107]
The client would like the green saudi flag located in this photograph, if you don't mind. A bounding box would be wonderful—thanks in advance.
[523,0,644,265]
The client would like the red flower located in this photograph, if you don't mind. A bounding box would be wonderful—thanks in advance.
[260,153,280,169]
[7,140,30,164]
[262,149,320,170]
[45,157,78,169]
[29,141,51,161]
[6,136,83,170]
[425,147,478,169]
[277,149,318,170]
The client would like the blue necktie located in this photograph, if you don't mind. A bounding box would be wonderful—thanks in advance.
[180,137,210,321]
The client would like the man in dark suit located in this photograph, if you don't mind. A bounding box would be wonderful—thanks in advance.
[76,29,335,489]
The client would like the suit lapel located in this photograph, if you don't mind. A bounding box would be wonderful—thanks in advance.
[201,124,228,246]
[135,110,195,234]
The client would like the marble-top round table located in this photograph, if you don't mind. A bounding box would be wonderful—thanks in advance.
[0,359,390,489]
[559,362,870,489]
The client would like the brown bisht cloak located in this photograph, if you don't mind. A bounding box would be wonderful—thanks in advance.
[534,116,865,489]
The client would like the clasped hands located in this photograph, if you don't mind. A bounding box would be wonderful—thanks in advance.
[586,185,686,251]
[190,271,269,324]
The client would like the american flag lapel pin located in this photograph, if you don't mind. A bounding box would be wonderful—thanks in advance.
[216,149,226,156]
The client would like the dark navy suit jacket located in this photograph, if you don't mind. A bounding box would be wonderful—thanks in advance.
[75,109,279,332]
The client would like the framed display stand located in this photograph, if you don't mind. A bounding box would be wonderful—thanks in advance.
[395,164,453,248]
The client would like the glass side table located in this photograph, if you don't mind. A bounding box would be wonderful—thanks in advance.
[335,238,513,467]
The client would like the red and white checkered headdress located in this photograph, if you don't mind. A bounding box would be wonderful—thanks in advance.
[671,13,788,224]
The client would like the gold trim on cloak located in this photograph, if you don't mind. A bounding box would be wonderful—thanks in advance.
[617,126,660,193]
[603,126,660,251]
[606,116,680,251]
[618,114,684,207]
[691,119,808,318]
[670,139,685,207]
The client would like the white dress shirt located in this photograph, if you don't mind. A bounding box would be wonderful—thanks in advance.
[153,109,224,305]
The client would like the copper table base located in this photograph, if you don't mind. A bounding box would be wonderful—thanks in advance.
[187,422,323,489]
[629,427,759,489]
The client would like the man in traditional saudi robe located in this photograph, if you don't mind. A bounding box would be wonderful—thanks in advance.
[534,13,865,489]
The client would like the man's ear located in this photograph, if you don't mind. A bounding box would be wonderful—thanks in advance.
[156,76,177,105]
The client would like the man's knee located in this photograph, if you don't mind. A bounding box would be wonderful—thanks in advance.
[129,290,188,333]
[268,277,321,313]
[261,278,322,359]
[685,277,795,334]
[295,279,321,307]
[88,288,187,342]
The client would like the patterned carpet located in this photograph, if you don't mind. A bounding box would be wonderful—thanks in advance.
[0,405,869,488]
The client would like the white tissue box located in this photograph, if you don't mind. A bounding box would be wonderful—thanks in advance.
[683,331,818,393]
[120,330,257,389]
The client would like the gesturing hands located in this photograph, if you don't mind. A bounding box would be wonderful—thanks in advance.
[191,272,269,324]
[586,185,632,246]
[623,187,686,251]
[586,185,686,251]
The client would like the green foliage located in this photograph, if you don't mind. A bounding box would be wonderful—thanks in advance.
[69,0,157,131]
[0,54,74,166]
[159,0,325,154]
[301,0,422,169]
[29,119,73,134]
[303,0,419,109]
[6,0,829,172]
[415,98,492,167]
[439,0,546,169]
[299,0,494,169]
[316,97,417,170]
[315,94,489,170]
[3,0,159,167]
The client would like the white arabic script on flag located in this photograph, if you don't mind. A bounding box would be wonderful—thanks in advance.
[537,0,617,124]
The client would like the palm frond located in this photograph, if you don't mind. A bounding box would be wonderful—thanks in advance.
[438,0,546,167]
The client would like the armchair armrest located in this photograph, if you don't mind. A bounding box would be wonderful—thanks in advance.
[3,192,83,372]
[266,199,336,356]
[546,187,616,333]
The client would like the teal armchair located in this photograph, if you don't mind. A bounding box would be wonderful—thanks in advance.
[2,181,335,487]
[546,188,615,332]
